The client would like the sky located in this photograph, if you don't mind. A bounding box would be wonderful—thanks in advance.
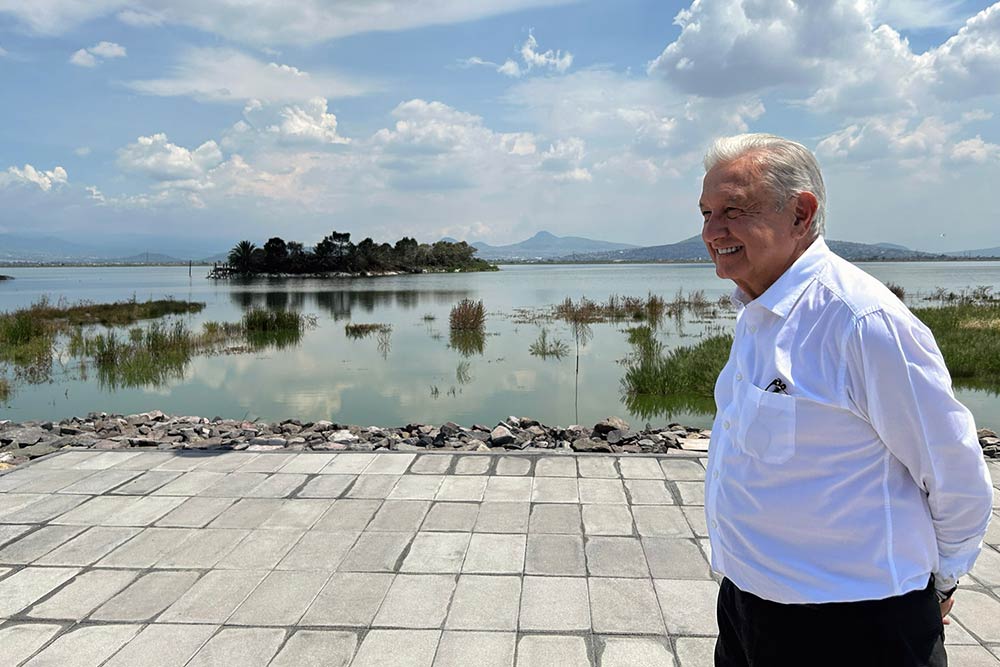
[1,0,999,255]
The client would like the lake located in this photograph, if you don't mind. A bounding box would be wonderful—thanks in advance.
[2,262,999,430]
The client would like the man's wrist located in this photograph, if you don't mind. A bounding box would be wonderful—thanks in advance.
[935,582,959,603]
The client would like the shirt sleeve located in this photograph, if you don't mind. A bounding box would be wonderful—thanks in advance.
[844,308,994,591]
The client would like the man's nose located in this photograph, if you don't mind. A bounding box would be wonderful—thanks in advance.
[702,213,727,243]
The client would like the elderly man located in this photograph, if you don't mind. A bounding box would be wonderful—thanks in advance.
[700,133,993,666]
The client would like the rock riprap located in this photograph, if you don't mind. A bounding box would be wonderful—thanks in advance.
[0,413,713,470]
[2,415,996,471]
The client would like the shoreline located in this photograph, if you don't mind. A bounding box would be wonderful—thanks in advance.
[0,412,711,470]
[1,412,997,471]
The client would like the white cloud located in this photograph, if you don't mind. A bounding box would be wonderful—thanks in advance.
[465,32,571,79]
[0,0,579,44]
[118,133,223,181]
[520,33,572,73]
[539,137,591,182]
[128,47,372,103]
[872,0,968,29]
[116,8,163,26]
[223,98,351,149]
[0,164,68,191]
[951,136,1000,163]
[69,40,126,67]
[89,40,126,58]
[69,48,97,67]
[74,146,91,156]
[498,60,522,78]
[0,45,8,57]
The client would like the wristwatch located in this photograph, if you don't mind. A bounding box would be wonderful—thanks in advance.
[935,582,959,603]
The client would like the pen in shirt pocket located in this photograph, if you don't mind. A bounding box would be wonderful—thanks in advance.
[765,378,789,394]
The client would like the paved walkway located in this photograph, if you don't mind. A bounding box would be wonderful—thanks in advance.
[0,450,998,666]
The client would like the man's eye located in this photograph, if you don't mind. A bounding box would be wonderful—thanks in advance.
[724,208,743,220]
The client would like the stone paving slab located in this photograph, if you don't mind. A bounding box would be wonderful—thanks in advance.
[0,448,997,666]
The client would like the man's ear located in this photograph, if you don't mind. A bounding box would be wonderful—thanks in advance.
[792,191,819,236]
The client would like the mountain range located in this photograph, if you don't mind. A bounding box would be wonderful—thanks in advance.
[462,231,639,260]
[461,232,1000,262]
[2,230,998,265]
[0,233,229,264]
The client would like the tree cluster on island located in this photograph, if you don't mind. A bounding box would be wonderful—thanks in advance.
[225,232,497,275]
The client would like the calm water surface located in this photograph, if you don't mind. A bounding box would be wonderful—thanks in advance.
[2,262,999,429]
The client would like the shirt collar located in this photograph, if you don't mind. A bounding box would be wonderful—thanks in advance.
[731,237,832,319]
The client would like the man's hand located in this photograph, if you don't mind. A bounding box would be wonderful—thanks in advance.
[940,598,955,625]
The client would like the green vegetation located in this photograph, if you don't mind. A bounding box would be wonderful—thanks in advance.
[0,376,11,403]
[448,299,486,357]
[622,326,733,401]
[221,231,497,276]
[619,289,1000,418]
[529,328,570,359]
[456,360,472,384]
[3,295,203,328]
[885,282,905,300]
[1,297,313,393]
[913,301,1000,391]
[242,308,308,349]
[517,290,731,329]
[450,299,486,330]
[344,323,392,339]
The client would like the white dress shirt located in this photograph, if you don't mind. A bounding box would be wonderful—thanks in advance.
[705,237,994,604]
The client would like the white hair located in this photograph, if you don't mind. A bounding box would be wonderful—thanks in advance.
[704,133,826,238]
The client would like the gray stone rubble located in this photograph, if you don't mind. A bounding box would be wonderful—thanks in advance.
[0,413,714,470]
[1,414,997,470]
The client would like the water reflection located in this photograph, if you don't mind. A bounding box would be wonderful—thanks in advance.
[623,392,716,421]
[449,329,486,356]
[229,288,474,319]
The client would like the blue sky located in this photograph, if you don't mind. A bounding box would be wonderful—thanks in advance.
[1,0,999,255]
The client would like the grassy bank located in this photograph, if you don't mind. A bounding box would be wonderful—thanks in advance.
[620,300,1000,418]
[1,298,313,392]
[913,302,1000,390]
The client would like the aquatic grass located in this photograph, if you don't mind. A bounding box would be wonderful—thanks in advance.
[12,296,204,327]
[242,308,310,351]
[242,308,303,332]
[621,331,734,402]
[552,291,723,328]
[0,376,11,403]
[345,323,392,339]
[86,321,194,390]
[885,282,905,301]
[529,328,570,359]
[422,313,437,321]
[450,299,486,331]
[912,302,1000,391]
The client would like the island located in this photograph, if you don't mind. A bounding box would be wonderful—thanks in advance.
[210,231,497,278]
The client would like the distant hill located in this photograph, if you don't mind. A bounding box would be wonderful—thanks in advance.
[550,236,951,263]
[0,233,228,264]
[469,231,639,260]
[945,246,1000,259]
[113,253,187,264]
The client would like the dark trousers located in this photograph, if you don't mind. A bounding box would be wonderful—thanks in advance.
[715,577,947,667]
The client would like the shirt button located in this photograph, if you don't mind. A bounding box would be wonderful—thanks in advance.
[723,420,731,430]
[712,520,718,529]
[713,471,719,479]
[735,372,743,381]
[749,325,757,333]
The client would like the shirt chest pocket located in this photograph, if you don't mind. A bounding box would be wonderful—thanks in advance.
[735,382,797,464]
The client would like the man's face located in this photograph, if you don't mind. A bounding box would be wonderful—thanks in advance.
[699,157,811,299]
